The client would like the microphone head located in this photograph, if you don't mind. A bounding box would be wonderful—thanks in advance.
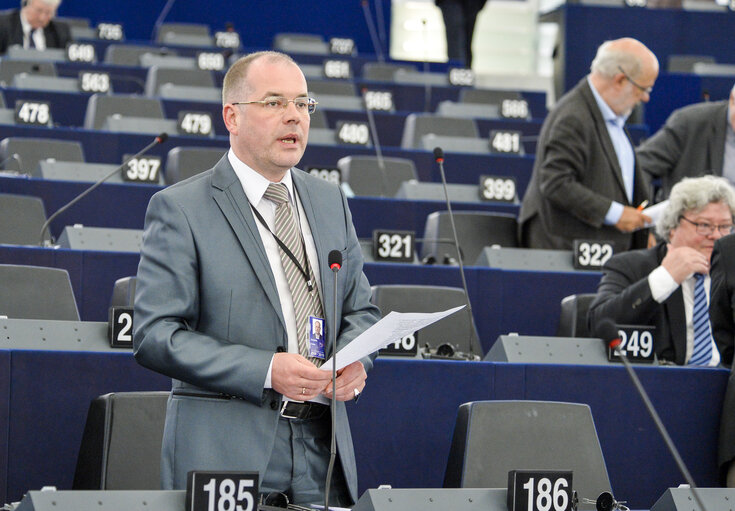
[328,249,342,271]
[156,133,169,144]
[595,319,621,349]
[433,147,444,162]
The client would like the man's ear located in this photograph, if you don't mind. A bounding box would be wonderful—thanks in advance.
[222,104,238,135]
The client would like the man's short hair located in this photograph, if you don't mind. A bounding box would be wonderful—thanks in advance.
[590,40,642,79]
[30,0,62,8]
[222,51,297,105]
[656,175,735,241]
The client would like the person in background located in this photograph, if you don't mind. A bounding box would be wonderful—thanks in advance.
[0,0,70,53]
[709,232,735,487]
[589,175,735,365]
[637,84,735,200]
[519,38,657,250]
[435,0,486,68]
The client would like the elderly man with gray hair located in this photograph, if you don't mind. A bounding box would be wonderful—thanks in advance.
[519,38,658,250]
[0,0,70,53]
[588,175,735,365]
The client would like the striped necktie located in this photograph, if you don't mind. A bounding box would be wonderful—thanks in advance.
[689,273,713,366]
[27,29,36,49]
[263,182,324,367]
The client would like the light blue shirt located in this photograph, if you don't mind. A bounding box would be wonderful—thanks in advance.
[587,77,635,225]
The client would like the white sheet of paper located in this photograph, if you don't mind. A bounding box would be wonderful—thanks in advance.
[320,305,465,371]
[642,200,668,228]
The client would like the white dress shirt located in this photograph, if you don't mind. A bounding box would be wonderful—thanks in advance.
[19,11,46,50]
[648,266,721,366]
[228,149,328,403]
[587,76,636,225]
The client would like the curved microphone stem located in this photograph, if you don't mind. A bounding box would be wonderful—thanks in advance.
[361,88,387,197]
[435,148,475,361]
[374,0,387,54]
[421,19,431,113]
[361,0,385,62]
[151,0,177,42]
[39,134,168,246]
[614,348,708,511]
[324,252,342,511]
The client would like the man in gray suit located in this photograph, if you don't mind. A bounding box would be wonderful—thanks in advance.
[637,84,735,200]
[519,38,657,250]
[133,51,380,506]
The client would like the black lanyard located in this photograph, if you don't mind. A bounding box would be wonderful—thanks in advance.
[251,198,315,293]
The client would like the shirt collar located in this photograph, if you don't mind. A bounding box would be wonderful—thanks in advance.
[587,75,629,129]
[19,9,32,36]
[227,148,295,207]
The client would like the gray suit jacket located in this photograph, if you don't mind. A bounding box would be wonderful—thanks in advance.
[518,78,649,250]
[133,154,380,502]
[636,100,729,199]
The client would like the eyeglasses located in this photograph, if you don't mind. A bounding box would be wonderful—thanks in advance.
[679,216,734,236]
[617,66,653,95]
[231,96,318,115]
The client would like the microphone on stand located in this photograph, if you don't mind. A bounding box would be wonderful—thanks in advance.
[433,147,477,361]
[360,0,385,62]
[38,133,169,246]
[360,87,388,198]
[324,249,342,511]
[595,319,708,511]
[150,0,177,42]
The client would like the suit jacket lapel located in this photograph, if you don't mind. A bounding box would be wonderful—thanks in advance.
[11,11,24,46]
[709,102,728,175]
[657,245,687,364]
[292,170,327,297]
[664,287,688,364]
[209,155,286,330]
[580,81,629,200]
[293,170,341,357]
